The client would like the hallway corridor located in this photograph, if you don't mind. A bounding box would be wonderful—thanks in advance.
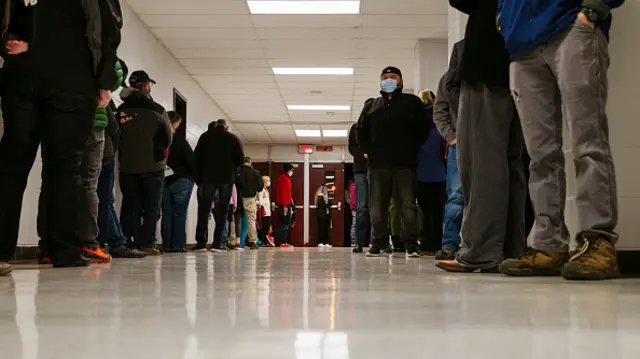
[1,249,639,359]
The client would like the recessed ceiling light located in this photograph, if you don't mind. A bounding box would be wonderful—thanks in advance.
[322,129,349,137]
[247,1,360,14]
[273,67,354,75]
[288,105,351,111]
[295,129,322,137]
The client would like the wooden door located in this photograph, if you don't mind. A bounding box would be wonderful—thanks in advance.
[309,163,345,247]
[271,162,304,247]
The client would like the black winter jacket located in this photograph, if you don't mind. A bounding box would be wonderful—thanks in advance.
[116,89,172,174]
[450,0,510,88]
[166,137,198,186]
[194,126,244,185]
[103,103,120,159]
[356,91,429,169]
[3,0,122,95]
[236,164,263,199]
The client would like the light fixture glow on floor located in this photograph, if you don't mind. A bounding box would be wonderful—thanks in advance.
[295,129,322,137]
[247,1,361,14]
[288,105,351,111]
[322,130,348,137]
[273,68,354,75]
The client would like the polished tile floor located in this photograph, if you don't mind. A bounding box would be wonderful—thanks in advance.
[2,248,640,359]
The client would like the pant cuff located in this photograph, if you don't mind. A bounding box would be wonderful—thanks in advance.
[531,243,570,253]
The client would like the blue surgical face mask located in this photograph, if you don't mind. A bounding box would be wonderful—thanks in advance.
[266,182,271,188]
[380,78,397,93]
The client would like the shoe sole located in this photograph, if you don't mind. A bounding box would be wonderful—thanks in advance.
[499,265,563,277]
[436,263,499,273]
[407,253,420,258]
[562,265,621,281]
[0,267,12,276]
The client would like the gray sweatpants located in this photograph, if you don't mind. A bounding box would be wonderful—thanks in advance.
[455,82,527,269]
[510,19,618,253]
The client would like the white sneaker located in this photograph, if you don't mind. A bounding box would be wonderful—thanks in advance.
[318,243,324,247]
[326,244,332,248]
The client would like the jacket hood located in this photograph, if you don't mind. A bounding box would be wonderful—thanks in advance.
[120,87,136,100]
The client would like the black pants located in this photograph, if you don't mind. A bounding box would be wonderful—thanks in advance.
[416,181,446,252]
[317,217,330,245]
[369,167,419,250]
[258,216,271,243]
[0,71,96,264]
[195,183,233,249]
[120,171,165,249]
[274,205,292,245]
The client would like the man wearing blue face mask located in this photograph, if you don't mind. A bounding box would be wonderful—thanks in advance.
[356,66,429,258]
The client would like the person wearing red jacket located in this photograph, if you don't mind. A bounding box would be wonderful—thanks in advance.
[275,163,294,247]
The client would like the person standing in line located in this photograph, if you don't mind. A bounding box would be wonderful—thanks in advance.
[235,157,263,250]
[258,176,275,247]
[194,119,244,251]
[348,179,357,246]
[316,185,333,247]
[348,119,370,253]
[161,111,197,253]
[498,0,624,280]
[0,0,122,274]
[274,163,295,247]
[416,89,447,257]
[436,0,526,273]
[117,70,173,256]
[97,77,147,259]
[226,184,243,250]
[356,66,429,258]
[433,40,465,261]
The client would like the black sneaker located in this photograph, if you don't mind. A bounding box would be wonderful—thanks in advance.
[52,255,91,268]
[352,244,364,253]
[226,243,237,251]
[193,243,208,251]
[249,243,260,250]
[406,246,420,258]
[110,245,147,258]
[366,246,388,257]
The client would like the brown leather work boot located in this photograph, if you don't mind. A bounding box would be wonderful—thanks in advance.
[499,248,569,276]
[562,234,620,281]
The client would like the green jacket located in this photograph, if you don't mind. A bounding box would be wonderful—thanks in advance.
[94,60,125,128]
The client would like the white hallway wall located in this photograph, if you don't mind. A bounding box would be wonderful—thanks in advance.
[17,4,228,246]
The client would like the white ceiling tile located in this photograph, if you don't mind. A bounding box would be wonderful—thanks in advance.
[165,39,262,50]
[360,0,448,15]
[186,66,274,75]
[360,15,447,28]
[256,28,358,40]
[152,28,258,40]
[139,15,253,28]
[180,58,270,68]
[173,49,266,59]
[128,0,250,15]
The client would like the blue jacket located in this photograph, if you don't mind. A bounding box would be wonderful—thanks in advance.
[498,0,624,58]
[417,107,446,183]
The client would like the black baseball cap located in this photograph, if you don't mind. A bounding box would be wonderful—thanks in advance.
[129,70,156,86]
[381,66,402,79]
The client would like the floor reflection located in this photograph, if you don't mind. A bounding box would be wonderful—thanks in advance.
[1,249,640,359]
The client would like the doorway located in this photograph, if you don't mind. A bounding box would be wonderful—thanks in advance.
[309,163,345,247]
[173,88,187,141]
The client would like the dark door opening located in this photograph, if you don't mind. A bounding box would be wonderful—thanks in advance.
[173,88,187,141]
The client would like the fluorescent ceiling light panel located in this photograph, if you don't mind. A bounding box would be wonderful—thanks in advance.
[273,67,354,75]
[247,1,360,14]
[322,129,348,137]
[295,129,322,137]
[288,105,351,111]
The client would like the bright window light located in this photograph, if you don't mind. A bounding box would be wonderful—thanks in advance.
[247,1,360,14]
[288,105,351,111]
[322,129,348,137]
[295,129,322,137]
[273,67,354,75]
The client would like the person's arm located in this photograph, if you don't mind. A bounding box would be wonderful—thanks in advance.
[434,75,456,144]
[193,136,205,184]
[81,0,122,93]
[355,101,374,156]
[154,111,173,151]
[449,0,478,15]
[348,124,364,159]
[446,40,463,118]
[233,135,245,168]
[6,0,37,46]
[412,97,429,147]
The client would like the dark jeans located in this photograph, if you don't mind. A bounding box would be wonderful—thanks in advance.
[354,172,370,246]
[97,157,126,248]
[78,127,105,248]
[120,171,165,249]
[161,178,194,251]
[317,217,330,245]
[195,183,233,249]
[417,181,446,252]
[443,145,464,251]
[259,216,271,243]
[369,167,419,250]
[0,71,96,264]
[274,205,292,245]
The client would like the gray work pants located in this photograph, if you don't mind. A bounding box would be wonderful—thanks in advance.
[510,19,618,252]
[455,82,527,269]
[78,127,105,248]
